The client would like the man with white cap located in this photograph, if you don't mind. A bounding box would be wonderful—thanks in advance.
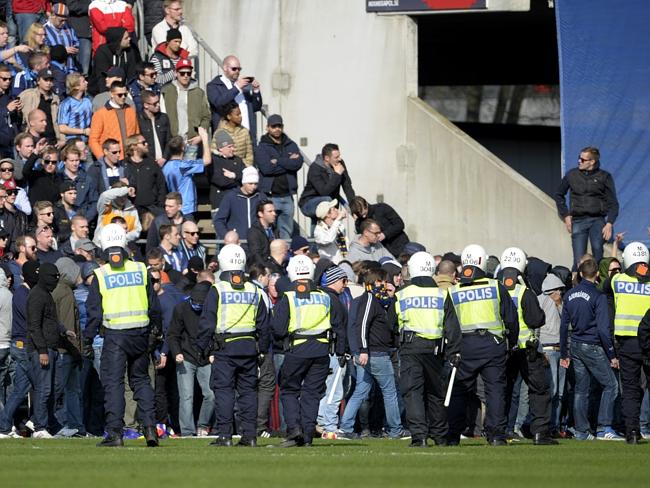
[213,166,265,240]
[314,199,348,264]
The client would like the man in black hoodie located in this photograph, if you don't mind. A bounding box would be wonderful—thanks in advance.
[27,262,76,438]
[91,27,142,96]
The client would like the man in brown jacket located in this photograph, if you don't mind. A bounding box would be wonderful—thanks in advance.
[19,69,64,147]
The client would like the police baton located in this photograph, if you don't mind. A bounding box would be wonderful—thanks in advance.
[326,364,344,405]
[444,366,457,407]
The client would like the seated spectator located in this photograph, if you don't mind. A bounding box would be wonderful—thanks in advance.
[53,181,78,242]
[346,219,395,264]
[47,44,68,97]
[206,55,263,142]
[0,159,31,215]
[43,4,79,73]
[18,22,48,64]
[350,196,409,258]
[87,138,126,195]
[58,73,93,141]
[124,134,167,228]
[35,224,63,263]
[59,214,90,257]
[91,26,140,95]
[72,237,98,263]
[158,223,184,273]
[89,81,140,160]
[161,59,210,159]
[3,179,29,241]
[151,1,197,59]
[12,51,49,97]
[93,182,141,245]
[298,143,355,220]
[162,129,211,218]
[59,144,98,222]
[179,220,206,268]
[214,101,253,166]
[247,200,278,265]
[266,239,289,276]
[0,65,22,158]
[23,144,61,206]
[128,62,161,113]
[0,20,31,73]
[88,0,135,57]
[150,27,189,88]
[138,90,170,166]
[146,191,190,253]
[208,130,243,211]
[214,166,264,239]
[19,70,64,146]
[314,199,348,264]
[91,66,133,111]
[24,108,49,146]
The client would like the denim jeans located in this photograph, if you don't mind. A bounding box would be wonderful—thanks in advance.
[545,349,567,431]
[273,352,286,431]
[76,38,92,76]
[54,353,84,433]
[571,216,606,269]
[270,195,295,239]
[317,355,346,432]
[31,349,57,431]
[0,347,12,407]
[507,374,529,432]
[571,340,618,435]
[176,360,214,436]
[641,389,650,433]
[339,353,402,437]
[0,344,32,433]
[15,13,45,43]
[300,196,331,218]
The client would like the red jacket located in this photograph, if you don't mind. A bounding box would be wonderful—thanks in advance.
[88,0,135,55]
[11,0,48,14]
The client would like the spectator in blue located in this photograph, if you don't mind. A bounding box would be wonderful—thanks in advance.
[161,127,211,218]
[48,45,69,97]
[59,144,98,223]
[66,0,93,76]
[11,51,49,97]
[43,4,80,73]
[0,65,23,158]
[214,166,265,240]
[255,114,303,239]
[206,55,263,142]
[560,258,622,440]
[58,73,92,142]
[127,62,161,114]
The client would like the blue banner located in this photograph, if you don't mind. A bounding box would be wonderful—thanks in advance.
[556,0,650,246]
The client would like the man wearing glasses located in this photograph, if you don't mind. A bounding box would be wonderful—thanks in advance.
[23,145,61,206]
[138,90,170,168]
[179,220,206,268]
[0,159,31,215]
[128,62,161,114]
[207,55,263,142]
[0,65,22,159]
[43,4,80,73]
[151,1,197,60]
[346,219,395,264]
[555,146,619,271]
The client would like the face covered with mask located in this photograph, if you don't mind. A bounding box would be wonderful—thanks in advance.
[22,261,40,288]
[38,262,60,292]
[367,280,391,309]
[189,281,211,313]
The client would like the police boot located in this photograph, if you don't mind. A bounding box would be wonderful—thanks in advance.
[626,430,641,445]
[97,432,124,448]
[237,437,258,447]
[533,433,559,446]
[209,436,233,447]
[276,427,305,448]
[488,438,508,446]
[144,426,159,447]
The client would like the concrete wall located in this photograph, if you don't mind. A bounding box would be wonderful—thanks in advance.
[187,0,572,265]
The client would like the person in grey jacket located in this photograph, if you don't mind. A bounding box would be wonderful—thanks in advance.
[346,219,395,264]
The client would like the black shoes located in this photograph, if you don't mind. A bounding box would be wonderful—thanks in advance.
[144,426,159,447]
[408,439,429,448]
[275,437,305,448]
[237,437,257,447]
[209,436,233,447]
[533,433,559,446]
[97,433,124,447]
[488,438,508,446]
[626,430,641,445]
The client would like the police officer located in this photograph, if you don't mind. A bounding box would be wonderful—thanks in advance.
[446,244,518,446]
[85,224,162,447]
[392,252,461,447]
[606,241,650,444]
[196,244,269,447]
[498,247,557,445]
[272,255,346,447]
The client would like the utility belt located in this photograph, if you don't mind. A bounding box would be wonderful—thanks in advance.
[213,331,258,351]
[283,330,334,353]
[462,329,501,338]
[400,331,443,354]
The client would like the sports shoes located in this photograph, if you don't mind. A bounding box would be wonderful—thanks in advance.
[334,430,357,440]
[574,432,595,441]
[0,427,21,439]
[196,426,210,437]
[388,429,411,440]
[32,430,53,439]
[123,428,143,440]
[596,428,625,441]
[54,428,79,438]
[25,420,35,432]
[640,430,650,440]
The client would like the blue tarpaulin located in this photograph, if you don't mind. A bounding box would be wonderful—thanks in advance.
[556,0,650,246]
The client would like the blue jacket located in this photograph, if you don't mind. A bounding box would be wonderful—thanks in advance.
[61,169,99,222]
[255,133,304,195]
[206,74,263,142]
[560,279,615,359]
[0,93,21,157]
[11,284,29,343]
[127,78,161,114]
[213,188,265,240]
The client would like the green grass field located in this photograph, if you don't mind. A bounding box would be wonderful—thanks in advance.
[1,437,649,488]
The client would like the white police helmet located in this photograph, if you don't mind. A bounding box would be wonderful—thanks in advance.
[287,255,315,282]
[623,241,650,268]
[408,252,435,278]
[218,244,246,272]
[500,247,527,274]
[461,244,488,272]
[100,223,126,251]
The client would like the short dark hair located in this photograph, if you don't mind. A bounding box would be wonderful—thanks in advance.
[27,52,48,70]
[256,200,273,217]
[141,90,159,104]
[167,135,185,156]
[248,262,270,281]
[110,80,127,91]
[136,62,156,77]
[217,101,239,118]
[321,143,339,159]
[362,268,387,286]
[350,196,369,219]
[102,138,120,151]
[436,260,456,276]
[579,258,598,279]
[580,146,600,162]
[147,248,163,261]
[360,218,380,234]
[159,224,174,240]
[110,215,126,225]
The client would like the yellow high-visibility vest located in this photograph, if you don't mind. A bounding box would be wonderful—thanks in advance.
[214,281,260,340]
[395,285,445,340]
[611,273,650,337]
[507,284,532,348]
[287,289,331,345]
[95,260,149,330]
[450,279,504,337]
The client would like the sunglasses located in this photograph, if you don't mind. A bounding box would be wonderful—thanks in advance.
[270,124,283,129]
[42,160,57,165]
[39,212,53,217]
[0,167,13,172]
[109,150,120,155]
[114,92,128,98]
[0,77,12,81]
[37,226,51,234]
[229,67,242,71]
[151,277,161,284]
[138,140,148,145]
[184,231,199,236]
[146,101,160,106]
[178,71,192,77]
[6,190,17,196]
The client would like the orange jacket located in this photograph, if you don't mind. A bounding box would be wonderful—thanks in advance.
[88,104,140,160]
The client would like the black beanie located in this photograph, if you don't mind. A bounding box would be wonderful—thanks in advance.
[190,281,212,305]
[166,28,182,42]
[22,261,40,288]
[38,262,60,292]
[50,44,68,64]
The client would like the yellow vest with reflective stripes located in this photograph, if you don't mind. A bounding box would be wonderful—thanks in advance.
[395,285,445,340]
[450,279,504,337]
[95,260,149,330]
[287,289,331,345]
[506,284,533,348]
[611,273,650,337]
[214,281,260,338]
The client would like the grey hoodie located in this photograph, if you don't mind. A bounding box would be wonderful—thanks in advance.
[0,268,11,348]
[346,240,395,265]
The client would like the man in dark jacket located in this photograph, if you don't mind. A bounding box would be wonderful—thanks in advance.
[255,114,303,239]
[213,167,265,240]
[67,0,93,76]
[247,200,278,265]
[298,143,355,220]
[128,62,161,114]
[0,66,22,158]
[124,133,167,221]
[91,27,142,96]
[350,196,409,258]
[138,90,170,166]
[554,146,619,270]
[208,130,244,211]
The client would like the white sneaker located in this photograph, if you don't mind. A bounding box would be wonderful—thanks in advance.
[32,430,53,439]
[54,428,79,438]
[196,427,210,437]
[25,420,35,432]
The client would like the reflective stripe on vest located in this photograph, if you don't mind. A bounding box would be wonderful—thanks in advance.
[214,281,260,335]
[611,274,650,337]
[508,284,531,348]
[287,290,331,345]
[450,279,504,337]
[95,261,149,330]
[395,285,445,340]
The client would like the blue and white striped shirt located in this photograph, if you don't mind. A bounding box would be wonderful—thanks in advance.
[58,95,93,141]
[43,21,79,72]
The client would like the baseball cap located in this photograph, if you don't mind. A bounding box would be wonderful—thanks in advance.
[37,68,54,80]
[51,3,69,17]
[74,238,97,252]
[175,59,193,72]
[315,199,338,219]
[2,178,16,190]
[102,66,126,79]
[267,114,283,126]
[59,181,75,194]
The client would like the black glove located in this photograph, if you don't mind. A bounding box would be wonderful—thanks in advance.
[148,326,163,354]
[82,339,94,360]
[338,354,350,368]
[257,353,266,367]
[448,353,461,368]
